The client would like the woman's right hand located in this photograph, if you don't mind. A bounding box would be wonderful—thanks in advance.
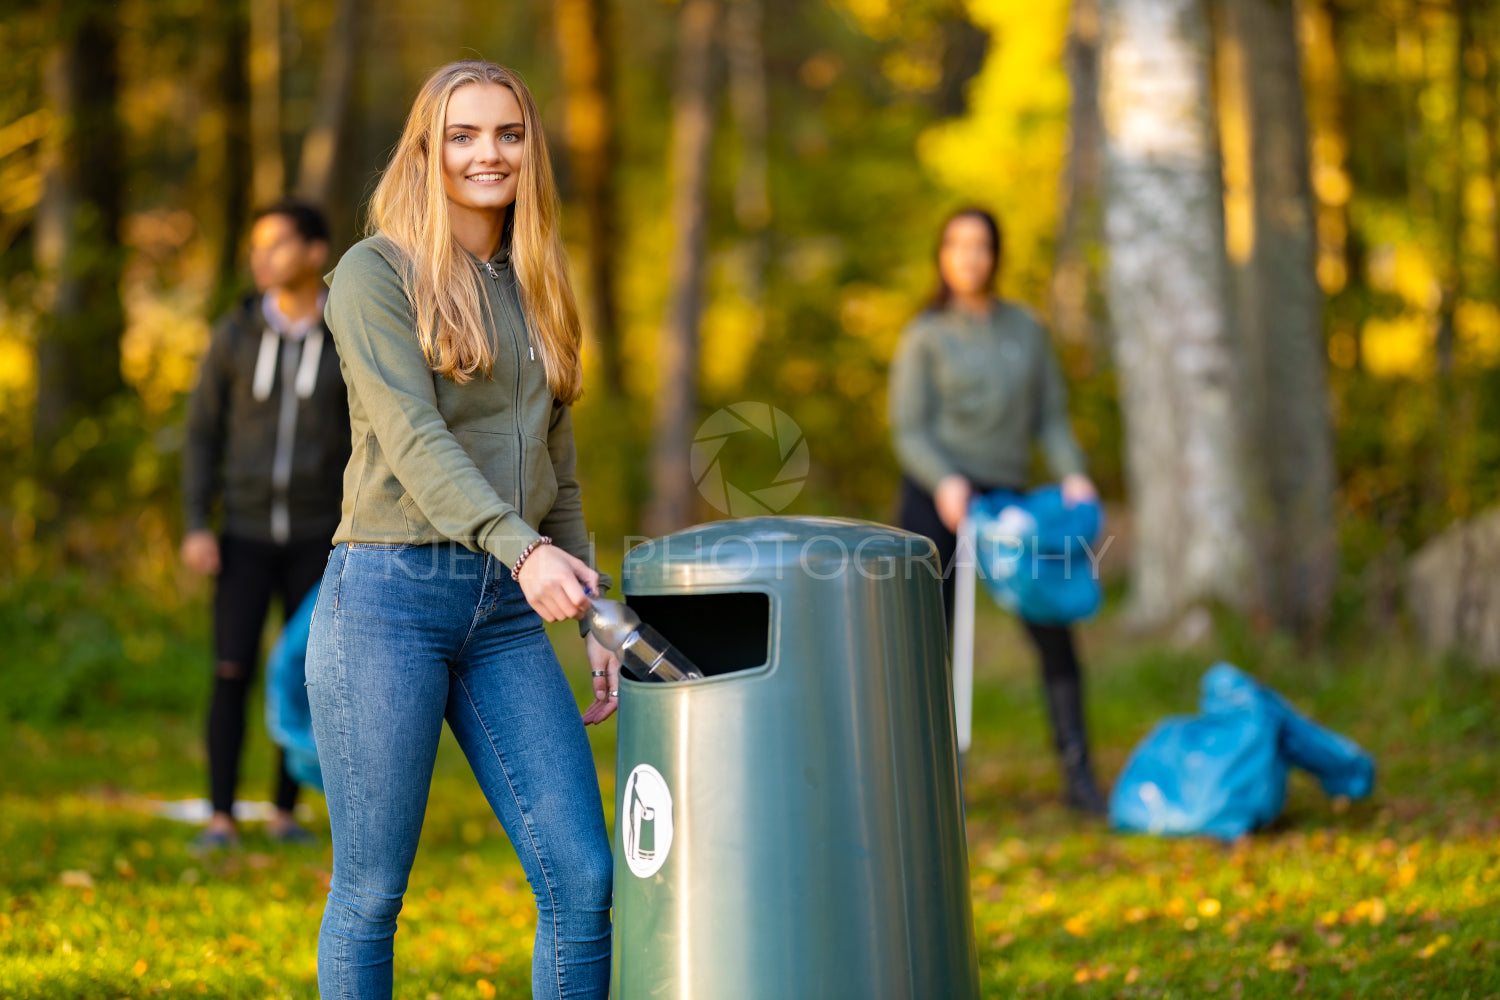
[516,543,600,621]
[934,474,972,534]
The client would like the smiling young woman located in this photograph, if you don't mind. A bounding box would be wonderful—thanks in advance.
[307,61,617,999]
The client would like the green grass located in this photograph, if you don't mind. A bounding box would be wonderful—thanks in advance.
[964,611,1500,998]
[2,602,1498,998]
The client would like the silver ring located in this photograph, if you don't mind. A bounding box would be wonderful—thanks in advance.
[609,690,619,698]
[591,669,607,677]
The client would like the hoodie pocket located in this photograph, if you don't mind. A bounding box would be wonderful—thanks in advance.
[450,427,520,510]
[524,432,558,520]
[397,492,421,539]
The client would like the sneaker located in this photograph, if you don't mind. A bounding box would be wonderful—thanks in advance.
[193,827,241,852]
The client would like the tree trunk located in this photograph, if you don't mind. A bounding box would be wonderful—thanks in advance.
[249,0,283,207]
[554,0,625,399]
[1396,6,1431,220]
[33,1,126,454]
[294,0,359,208]
[1099,0,1257,627]
[1052,0,1106,348]
[1304,0,1362,372]
[645,0,720,536]
[727,0,770,234]
[209,0,252,316]
[727,0,771,336]
[1486,8,1500,293]
[1435,0,1473,379]
[1217,0,1336,634]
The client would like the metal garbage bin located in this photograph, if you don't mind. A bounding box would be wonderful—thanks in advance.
[609,516,979,1000]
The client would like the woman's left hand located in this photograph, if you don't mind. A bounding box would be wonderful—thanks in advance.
[581,632,621,725]
[1061,473,1098,507]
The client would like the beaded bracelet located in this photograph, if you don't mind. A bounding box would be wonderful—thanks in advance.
[510,536,553,581]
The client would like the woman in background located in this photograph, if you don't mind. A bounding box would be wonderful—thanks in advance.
[309,61,617,998]
[888,208,1107,815]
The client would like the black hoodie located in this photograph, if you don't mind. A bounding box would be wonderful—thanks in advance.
[183,293,350,544]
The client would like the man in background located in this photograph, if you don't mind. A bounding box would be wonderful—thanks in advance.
[181,199,349,847]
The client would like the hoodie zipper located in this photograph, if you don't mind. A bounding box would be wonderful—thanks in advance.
[484,258,529,513]
[485,260,535,362]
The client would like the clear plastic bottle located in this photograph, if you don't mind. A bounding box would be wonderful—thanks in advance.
[582,597,704,682]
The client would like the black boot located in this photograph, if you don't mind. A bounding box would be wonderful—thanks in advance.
[1043,673,1108,816]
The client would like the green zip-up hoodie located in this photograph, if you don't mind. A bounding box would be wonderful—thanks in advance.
[324,234,599,577]
[888,299,1086,493]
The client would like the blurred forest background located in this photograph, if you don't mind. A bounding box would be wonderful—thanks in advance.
[3,0,1500,719]
[7,5,1500,995]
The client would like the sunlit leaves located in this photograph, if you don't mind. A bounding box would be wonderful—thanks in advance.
[916,0,1072,307]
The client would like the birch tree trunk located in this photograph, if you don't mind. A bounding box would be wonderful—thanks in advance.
[1099,0,1256,626]
[1218,0,1336,633]
[645,0,720,535]
[33,1,126,454]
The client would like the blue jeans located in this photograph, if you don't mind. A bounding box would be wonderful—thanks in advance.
[306,543,612,999]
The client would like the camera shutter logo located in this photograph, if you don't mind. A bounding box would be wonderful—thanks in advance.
[691,402,809,517]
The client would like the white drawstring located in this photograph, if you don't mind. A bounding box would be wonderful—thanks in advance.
[254,327,323,401]
[295,328,324,399]
[251,329,279,402]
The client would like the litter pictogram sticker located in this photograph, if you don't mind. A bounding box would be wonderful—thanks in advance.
[622,763,674,879]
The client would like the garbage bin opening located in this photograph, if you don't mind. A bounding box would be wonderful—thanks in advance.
[626,591,771,677]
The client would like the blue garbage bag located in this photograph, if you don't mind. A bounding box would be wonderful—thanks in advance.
[1260,679,1376,800]
[968,485,1105,625]
[1109,663,1374,839]
[265,585,323,791]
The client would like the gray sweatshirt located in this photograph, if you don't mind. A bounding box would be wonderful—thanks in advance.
[888,300,1086,493]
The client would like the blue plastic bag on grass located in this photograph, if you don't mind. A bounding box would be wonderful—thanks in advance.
[968,484,1105,625]
[1109,663,1374,840]
[265,585,323,791]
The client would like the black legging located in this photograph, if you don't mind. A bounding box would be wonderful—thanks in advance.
[208,534,329,816]
[897,475,1083,687]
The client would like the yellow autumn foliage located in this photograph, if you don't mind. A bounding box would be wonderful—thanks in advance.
[917,0,1071,305]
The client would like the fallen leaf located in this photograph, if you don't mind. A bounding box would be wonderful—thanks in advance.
[1417,934,1451,959]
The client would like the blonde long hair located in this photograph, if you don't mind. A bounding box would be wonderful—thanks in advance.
[370,61,583,403]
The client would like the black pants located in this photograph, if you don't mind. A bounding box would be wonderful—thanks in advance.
[208,534,329,816]
[897,476,1083,688]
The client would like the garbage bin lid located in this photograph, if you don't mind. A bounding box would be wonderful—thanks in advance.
[623,515,935,591]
